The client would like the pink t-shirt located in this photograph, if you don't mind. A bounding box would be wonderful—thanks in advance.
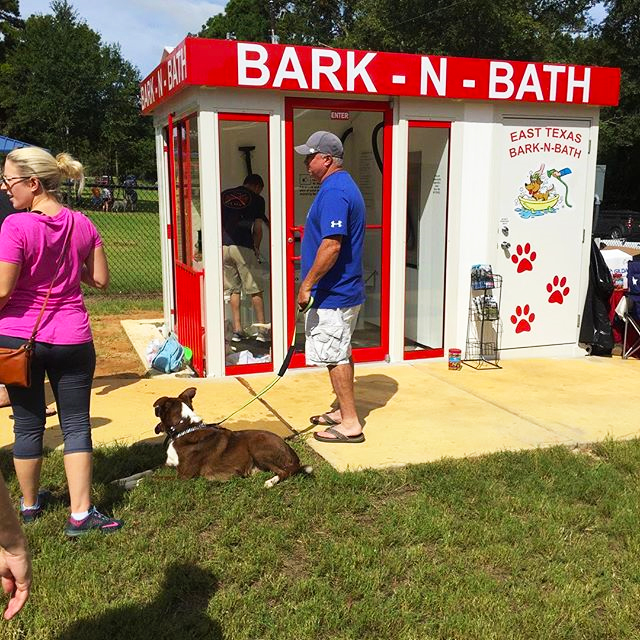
[0,207,103,344]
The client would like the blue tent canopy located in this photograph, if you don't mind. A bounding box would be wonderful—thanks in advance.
[0,135,32,153]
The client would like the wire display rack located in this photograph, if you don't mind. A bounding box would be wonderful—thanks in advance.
[463,272,502,369]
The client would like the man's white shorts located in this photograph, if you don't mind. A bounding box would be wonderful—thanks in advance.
[304,305,361,367]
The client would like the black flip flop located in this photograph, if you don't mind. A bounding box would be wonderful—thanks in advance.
[313,426,365,443]
[310,413,341,426]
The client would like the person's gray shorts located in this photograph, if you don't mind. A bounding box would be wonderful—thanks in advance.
[305,305,361,366]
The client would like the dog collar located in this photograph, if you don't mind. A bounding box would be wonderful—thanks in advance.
[170,421,212,441]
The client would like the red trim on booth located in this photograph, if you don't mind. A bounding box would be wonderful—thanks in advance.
[219,112,274,376]
[285,97,392,368]
[402,120,451,361]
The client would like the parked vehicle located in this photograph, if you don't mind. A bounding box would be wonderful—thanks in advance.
[594,208,640,240]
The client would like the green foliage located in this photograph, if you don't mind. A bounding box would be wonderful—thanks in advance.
[199,0,596,57]
[200,0,271,41]
[341,0,594,59]
[4,440,640,638]
[587,0,640,205]
[0,0,154,178]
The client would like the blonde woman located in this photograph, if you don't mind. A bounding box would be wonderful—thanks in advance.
[0,147,122,536]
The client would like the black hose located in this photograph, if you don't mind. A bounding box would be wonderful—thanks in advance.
[372,122,384,173]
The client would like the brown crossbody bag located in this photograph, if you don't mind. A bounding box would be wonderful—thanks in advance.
[0,215,74,388]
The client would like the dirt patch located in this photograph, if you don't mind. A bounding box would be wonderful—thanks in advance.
[92,311,159,377]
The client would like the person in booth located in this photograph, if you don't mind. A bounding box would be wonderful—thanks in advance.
[294,131,366,443]
[221,173,270,343]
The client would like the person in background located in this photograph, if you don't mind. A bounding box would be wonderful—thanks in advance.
[221,173,270,343]
[100,186,112,212]
[0,146,123,536]
[0,470,31,620]
[294,131,366,443]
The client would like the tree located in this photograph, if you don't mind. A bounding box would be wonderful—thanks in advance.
[0,0,23,61]
[0,0,154,177]
[199,0,354,46]
[587,0,640,206]
[199,0,597,59]
[340,0,598,60]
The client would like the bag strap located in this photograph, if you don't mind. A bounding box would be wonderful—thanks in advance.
[26,214,75,346]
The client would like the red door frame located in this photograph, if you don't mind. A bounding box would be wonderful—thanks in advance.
[403,120,451,361]
[285,97,393,367]
[168,113,206,376]
[219,112,274,376]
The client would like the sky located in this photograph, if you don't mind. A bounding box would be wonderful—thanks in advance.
[18,0,228,78]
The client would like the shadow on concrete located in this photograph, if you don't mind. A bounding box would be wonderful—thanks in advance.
[92,373,145,396]
[55,562,223,640]
[339,373,400,427]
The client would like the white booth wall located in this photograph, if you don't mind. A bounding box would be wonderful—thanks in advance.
[152,88,599,377]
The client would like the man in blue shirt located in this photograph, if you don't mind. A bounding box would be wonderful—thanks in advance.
[295,131,366,443]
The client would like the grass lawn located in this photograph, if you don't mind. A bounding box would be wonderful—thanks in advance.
[85,295,162,316]
[82,210,162,296]
[1,438,640,639]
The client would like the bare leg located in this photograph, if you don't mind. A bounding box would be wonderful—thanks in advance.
[315,360,362,438]
[229,292,242,333]
[63,452,92,514]
[251,292,266,325]
[13,458,43,507]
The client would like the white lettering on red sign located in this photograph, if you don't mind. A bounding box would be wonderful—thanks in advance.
[273,47,309,88]
[237,43,378,93]
[167,45,188,91]
[141,39,617,113]
[237,43,270,86]
[346,51,377,92]
[489,61,591,102]
[420,57,447,96]
[312,49,342,90]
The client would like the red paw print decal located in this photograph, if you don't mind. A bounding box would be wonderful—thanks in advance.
[547,275,570,304]
[511,243,536,273]
[510,304,535,333]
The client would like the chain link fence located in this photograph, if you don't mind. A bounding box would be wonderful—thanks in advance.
[61,179,163,299]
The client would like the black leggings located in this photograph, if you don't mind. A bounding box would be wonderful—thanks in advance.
[0,336,96,459]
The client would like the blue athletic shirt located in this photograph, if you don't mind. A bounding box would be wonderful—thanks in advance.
[300,170,366,308]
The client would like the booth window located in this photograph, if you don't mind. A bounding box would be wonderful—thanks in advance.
[218,114,273,373]
[404,121,450,359]
[172,116,201,270]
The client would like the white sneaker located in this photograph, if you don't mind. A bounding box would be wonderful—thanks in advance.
[256,329,270,343]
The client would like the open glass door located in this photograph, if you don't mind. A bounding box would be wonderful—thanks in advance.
[285,98,392,367]
[404,121,450,359]
[168,114,205,375]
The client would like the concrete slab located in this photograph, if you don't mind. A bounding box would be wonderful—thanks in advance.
[0,352,637,473]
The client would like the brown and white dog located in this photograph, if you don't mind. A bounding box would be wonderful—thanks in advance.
[153,387,312,488]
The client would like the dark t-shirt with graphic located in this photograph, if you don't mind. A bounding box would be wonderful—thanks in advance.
[221,185,268,249]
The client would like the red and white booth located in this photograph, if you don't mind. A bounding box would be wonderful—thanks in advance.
[140,38,620,378]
